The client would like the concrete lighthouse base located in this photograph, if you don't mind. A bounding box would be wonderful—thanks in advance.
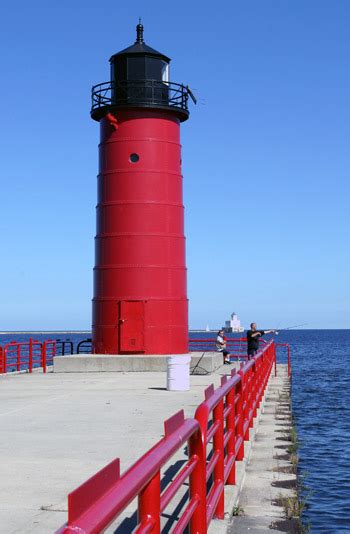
[53,352,223,374]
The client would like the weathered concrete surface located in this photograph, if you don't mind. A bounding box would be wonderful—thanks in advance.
[0,363,290,533]
[53,352,223,373]
[227,365,296,533]
[0,364,232,533]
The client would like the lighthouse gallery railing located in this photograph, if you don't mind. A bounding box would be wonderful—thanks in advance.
[91,80,190,114]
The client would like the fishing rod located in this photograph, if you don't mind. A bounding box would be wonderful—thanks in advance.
[274,323,309,335]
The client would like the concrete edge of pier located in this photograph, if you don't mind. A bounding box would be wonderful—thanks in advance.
[225,364,297,534]
[53,352,224,373]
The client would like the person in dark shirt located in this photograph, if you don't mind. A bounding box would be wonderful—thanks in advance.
[246,322,275,359]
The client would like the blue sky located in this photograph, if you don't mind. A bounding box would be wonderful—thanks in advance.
[0,1,349,330]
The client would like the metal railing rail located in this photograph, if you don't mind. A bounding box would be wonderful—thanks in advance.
[275,343,291,377]
[0,337,92,373]
[56,341,277,533]
[2,339,42,374]
[189,337,267,360]
[194,341,275,525]
[91,80,190,115]
[55,340,74,356]
[189,337,247,359]
[0,338,56,374]
[56,410,206,534]
[42,340,57,372]
[77,339,92,354]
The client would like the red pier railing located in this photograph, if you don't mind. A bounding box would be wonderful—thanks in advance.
[275,343,291,377]
[0,338,56,374]
[56,341,277,534]
[56,411,206,534]
[189,337,251,360]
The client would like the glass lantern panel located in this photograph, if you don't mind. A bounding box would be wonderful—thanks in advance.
[162,62,169,82]
[145,57,164,81]
[127,57,146,80]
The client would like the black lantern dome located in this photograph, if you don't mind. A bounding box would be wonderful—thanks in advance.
[91,23,194,122]
[109,23,171,82]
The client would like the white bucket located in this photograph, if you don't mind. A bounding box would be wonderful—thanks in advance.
[166,355,191,391]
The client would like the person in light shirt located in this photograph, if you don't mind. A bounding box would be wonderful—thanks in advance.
[216,329,231,365]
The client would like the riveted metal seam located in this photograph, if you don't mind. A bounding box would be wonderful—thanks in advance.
[92,297,189,302]
[93,265,187,270]
[96,201,184,208]
[95,232,186,238]
[99,137,182,147]
[97,170,183,176]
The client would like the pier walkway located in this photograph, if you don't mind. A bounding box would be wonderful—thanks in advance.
[228,365,297,533]
[0,363,293,533]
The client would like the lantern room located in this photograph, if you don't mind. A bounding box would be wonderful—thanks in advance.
[110,22,170,86]
[91,22,194,122]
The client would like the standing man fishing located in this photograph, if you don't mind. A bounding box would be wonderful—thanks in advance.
[246,322,276,359]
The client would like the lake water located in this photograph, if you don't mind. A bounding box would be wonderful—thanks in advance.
[277,329,350,533]
[1,329,349,532]
[190,329,350,533]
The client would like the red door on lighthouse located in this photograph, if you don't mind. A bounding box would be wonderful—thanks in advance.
[119,301,145,352]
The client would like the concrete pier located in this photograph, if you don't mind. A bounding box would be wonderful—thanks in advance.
[0,363,292,533]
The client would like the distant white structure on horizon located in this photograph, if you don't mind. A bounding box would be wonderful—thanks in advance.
[224,312,244,333]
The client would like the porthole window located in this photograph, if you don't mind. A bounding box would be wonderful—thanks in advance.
[130,153,140,163]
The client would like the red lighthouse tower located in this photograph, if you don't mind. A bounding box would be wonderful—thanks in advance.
[91,23,194,355]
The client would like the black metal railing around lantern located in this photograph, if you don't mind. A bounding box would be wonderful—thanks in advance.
[91,80,195,121]
[77,338,92,354]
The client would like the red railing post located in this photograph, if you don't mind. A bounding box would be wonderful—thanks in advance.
[251,362,258,420]
[288,345,291,377]
[16,344,21,372]
[213,398,225,519]
[236,370,244,461]
[188,428,207,533]
[138,471,161,534]
[244,368,251,438]
[257,356,264,407]
[29,338,33,373]
[42,342,47,374]
[275,343,291,378]
[274,342,277,376]
[226,376,236,485]
[3,346,7,374]
[250,365,255,427]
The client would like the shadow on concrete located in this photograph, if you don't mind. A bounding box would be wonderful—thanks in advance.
[270,518,300,532]
[273,453,290,461]
[271,478,297,490]
[113,460,187,533]
[273,465,295,474]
